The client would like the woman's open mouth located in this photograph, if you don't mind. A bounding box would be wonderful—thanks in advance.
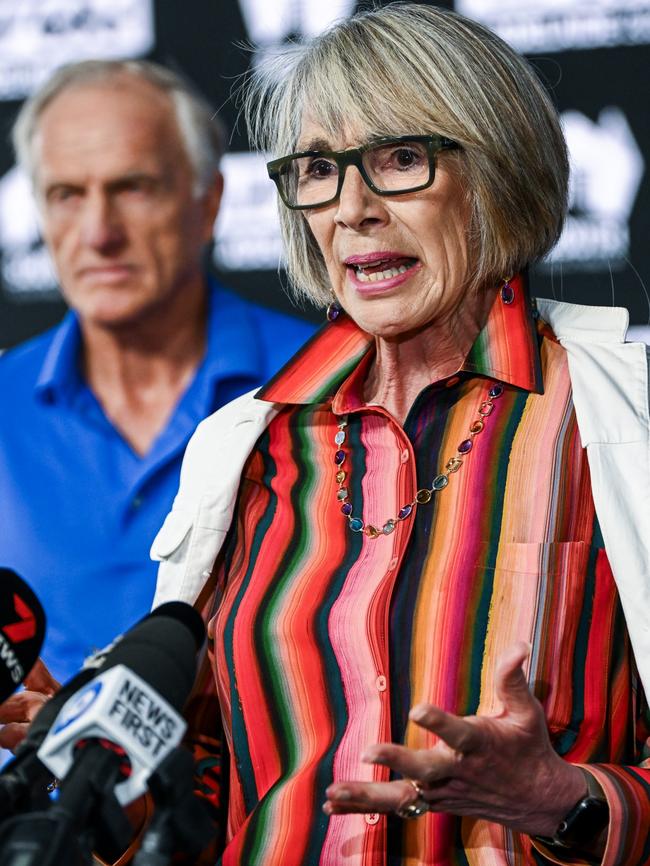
[352,256,419,283]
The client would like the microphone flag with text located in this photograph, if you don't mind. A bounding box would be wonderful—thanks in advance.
[37,600,204,805]
[0,601,206,866]
[0,567,46,703]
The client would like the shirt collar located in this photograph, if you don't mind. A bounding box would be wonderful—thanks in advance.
[35,311,84,403]
[258,274,543,406]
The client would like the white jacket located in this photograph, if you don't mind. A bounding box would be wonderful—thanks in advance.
[151,299,650,694]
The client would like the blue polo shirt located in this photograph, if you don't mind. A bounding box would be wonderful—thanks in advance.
[0,280,316,681]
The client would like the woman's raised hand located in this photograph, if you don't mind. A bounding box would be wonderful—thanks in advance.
[323,642,588,839]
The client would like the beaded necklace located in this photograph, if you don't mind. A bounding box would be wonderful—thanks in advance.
[334,381,504,538]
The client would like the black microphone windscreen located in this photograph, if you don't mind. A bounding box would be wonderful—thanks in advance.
[0,568,46,703]
[100,604,204,711]
[8,601,204,773]
[147,601,205,651]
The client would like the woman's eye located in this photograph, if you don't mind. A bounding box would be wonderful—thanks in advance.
[392,148,420,168]
[307,158,336,178]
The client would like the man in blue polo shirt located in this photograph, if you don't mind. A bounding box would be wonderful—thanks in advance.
[0,59,315,686]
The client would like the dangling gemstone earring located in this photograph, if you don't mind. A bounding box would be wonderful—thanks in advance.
[500,276,514,305]
[326,301,342,321]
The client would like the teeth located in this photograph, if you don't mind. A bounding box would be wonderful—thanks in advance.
[356,264,410,283]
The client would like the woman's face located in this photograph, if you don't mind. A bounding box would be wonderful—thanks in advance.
[300,121,473,339]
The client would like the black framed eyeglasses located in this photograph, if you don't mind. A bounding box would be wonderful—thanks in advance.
[266,134,460,210]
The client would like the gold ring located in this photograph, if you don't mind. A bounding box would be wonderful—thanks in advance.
[395,779,428,820]
[407,779,424,797]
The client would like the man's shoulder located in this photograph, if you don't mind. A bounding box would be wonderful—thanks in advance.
[215,284,316,333]
[209,282,318,376]
[0,324,61,386]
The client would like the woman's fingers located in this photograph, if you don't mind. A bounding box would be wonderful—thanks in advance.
[0,689,49,724]
[0,721,30,751]
[24,658,60,697]
[410,704,483,754]
[361,740,456,788]
[324,778,420,815]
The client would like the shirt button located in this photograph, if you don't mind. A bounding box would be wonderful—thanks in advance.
[376,675,387,692]
[132,496,143,509]
[400,449,409,463]
[365,813,380,825]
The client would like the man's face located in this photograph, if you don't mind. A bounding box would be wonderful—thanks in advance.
[33,76,221,330]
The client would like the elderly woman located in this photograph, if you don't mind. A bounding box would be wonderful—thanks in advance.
[152,5,650,865]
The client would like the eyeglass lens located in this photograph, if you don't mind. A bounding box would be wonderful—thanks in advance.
[280,139,434,207]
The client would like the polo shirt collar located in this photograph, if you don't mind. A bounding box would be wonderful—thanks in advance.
[35,312,83,404]
[258,274,543,406]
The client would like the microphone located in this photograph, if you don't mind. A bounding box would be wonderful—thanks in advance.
[37,601,204,805]
[0,602,203,818]
[0,602,205,866]
[0,568,46,703]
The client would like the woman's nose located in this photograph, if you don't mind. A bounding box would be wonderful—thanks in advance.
[334,165,388,230]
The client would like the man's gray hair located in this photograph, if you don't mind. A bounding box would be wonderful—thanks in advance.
[245,3,569,306]
[13,58,226,196]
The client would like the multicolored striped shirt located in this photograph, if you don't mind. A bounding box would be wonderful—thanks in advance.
[187,280,650,866]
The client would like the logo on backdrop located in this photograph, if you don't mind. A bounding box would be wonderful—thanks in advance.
[0,167,58,300]
[213,152,284,272]
[237,0,356,49]
[455,0,650,52]
[544,107,645,270]
[0,0,154,101]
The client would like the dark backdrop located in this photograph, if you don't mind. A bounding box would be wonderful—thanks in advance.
[0,0,647,349]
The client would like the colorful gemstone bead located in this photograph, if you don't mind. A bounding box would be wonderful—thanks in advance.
[501,282,514,304]
[446,457,463,472]
[469,420,484,435]
[327,302,342,321]
[416,488,432,504]
[341,503,353,516]
[458,439,473,454]
[335,430,346,445]
[365,525,379,538]
[337,488,348,500]
[489,383,504,399]
[382,520,396,535]
[478,401,493,417]
[432,474,448,490]
[349,518,364,532]
[335,470,346,483]
[335,450,346,465]
[398,504,413,520]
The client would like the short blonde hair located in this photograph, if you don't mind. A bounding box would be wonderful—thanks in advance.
[245,3,568,305]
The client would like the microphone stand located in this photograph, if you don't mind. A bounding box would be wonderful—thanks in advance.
[134,746,215,866]
[0,741,133,866]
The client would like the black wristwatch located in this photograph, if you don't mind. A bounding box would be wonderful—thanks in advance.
[534,773,609,855]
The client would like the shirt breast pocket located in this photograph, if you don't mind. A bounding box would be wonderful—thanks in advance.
[480,540,598,748]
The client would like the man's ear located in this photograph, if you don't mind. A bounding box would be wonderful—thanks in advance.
[200,171,224,243]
